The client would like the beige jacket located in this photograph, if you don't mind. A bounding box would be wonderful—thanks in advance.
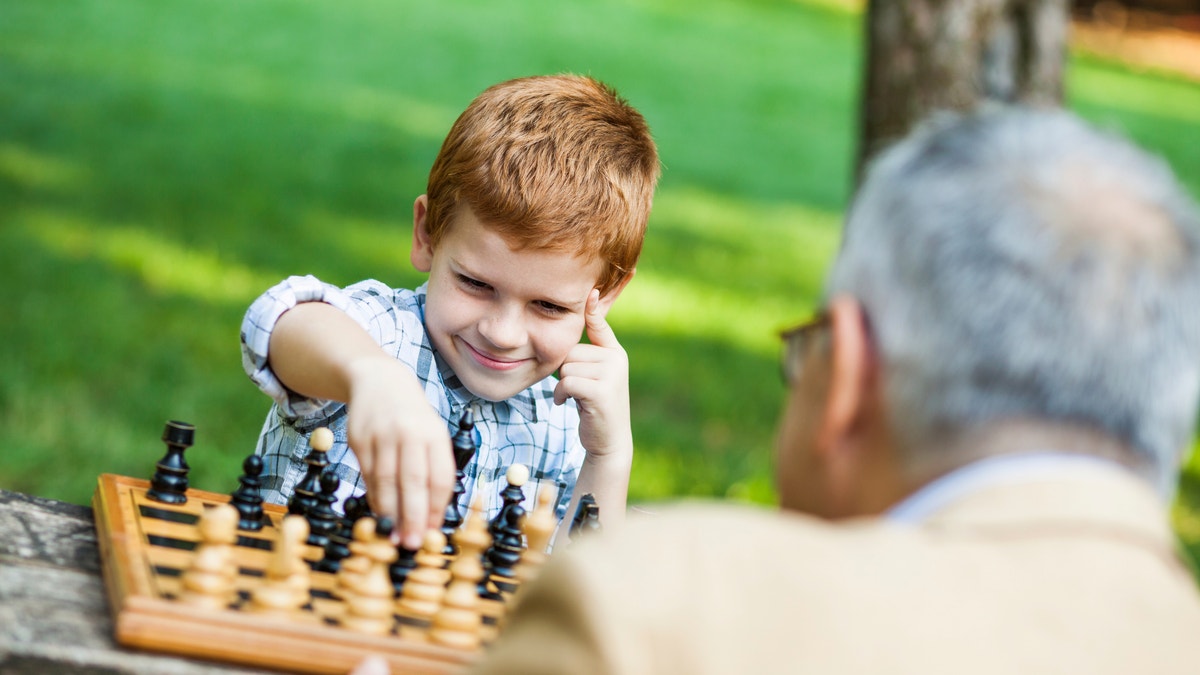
[469,470,1200,674]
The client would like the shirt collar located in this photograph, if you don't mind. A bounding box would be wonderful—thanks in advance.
[886,452,1134,525]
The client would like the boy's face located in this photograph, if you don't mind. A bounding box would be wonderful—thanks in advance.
[411,197,618,402]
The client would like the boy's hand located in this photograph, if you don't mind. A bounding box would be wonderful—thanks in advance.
[553,290,633,458]
[345,357,454,550]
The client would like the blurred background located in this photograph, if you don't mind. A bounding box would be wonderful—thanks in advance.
[2,0,1199,564]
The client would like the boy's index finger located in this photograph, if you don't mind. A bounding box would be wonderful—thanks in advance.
[583,289,618,348]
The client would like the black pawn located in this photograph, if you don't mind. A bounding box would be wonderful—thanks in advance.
[306,472,341,550]
[343,494,374,523]
[389,545,418,595]
[229,454,267,531]
[440,410,477,555]
[485,501,526,582]
[490,465,528,537]
[288,428,332,517]
[569,493,601,539]
[147,420,194,504]
[315,479,353,574]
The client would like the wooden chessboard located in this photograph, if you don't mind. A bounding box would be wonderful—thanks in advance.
[92,473,482,675]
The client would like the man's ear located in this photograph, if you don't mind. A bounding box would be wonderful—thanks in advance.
[593,268,635,317]
[410,195,433,273]
[817,295,873,459]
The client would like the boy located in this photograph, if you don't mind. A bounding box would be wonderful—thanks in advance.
[240,75,660,550]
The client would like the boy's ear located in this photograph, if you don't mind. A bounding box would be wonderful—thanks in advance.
[410,195,433,273]
[593,268,635,316]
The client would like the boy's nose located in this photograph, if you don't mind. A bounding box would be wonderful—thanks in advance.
[477,306,526,350]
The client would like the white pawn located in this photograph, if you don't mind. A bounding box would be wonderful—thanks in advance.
[516,488,557,585]
[179,503,239,610]
[337,516,377,597]
[430,499,491,650]
[397,530,448,624]
[341,518,398,635]
[249,515,310,615]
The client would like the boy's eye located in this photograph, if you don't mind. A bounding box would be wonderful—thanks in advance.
[536,300,569,315]
[457,274,491,291]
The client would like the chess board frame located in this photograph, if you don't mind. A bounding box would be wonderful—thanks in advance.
[92,473,477,674]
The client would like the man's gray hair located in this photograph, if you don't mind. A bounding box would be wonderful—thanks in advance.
[827,106,1200,495]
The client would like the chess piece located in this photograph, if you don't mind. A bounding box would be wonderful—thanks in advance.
[316,488,354,574]
[318,492,370,574]
[289,427,332,517]
[341,517,399,635]
[482,464,528,587]
[338,516,382,598]
[430,501,491,650]
[516,488,557,585]
[396,529,449,625]
[306,471,341,550]
[229,454,267,531]
[440,410,478,555]
[486,499,525,582]
[179,503,238,609]
[569,492,601,539]
[489,463,530,539]
[147,420,194,504]
[343,493,373,522]
[389,545,418,595]
[249,515,311,616]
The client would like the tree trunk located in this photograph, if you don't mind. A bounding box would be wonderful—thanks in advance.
[857,0,1070,180]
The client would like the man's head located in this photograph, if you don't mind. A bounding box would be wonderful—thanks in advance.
[420,74,660,297]
[411,75,659,402]
[778,107,1200,516]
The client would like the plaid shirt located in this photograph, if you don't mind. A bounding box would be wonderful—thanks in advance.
[240,275,584,525]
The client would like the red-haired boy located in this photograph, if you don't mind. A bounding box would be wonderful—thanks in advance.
[241,75,660,549]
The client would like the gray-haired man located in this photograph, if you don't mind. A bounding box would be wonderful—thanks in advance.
[393,107,1200,675]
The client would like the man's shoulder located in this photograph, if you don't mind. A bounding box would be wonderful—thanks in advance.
[569,502,897,578]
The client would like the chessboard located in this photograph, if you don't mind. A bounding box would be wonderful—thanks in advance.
[91,419,580,674]
[93,473,478,674]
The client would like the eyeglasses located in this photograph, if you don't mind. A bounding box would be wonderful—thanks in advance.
[779,310,830,385]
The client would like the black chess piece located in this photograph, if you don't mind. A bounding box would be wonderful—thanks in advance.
[306,471,341,550]
[389,545,418,595]
[314,476,352,574]
[440,410,477,555]
[229,454,267,531]
[315,521,352,574]
[489,464,529,539]
[485,500,526,582]
[147,420,194,504]
[343,493,373,523]
[569,493,601,539]
[288,428,332,517]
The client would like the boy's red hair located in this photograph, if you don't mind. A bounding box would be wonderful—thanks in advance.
[424,75,660,296]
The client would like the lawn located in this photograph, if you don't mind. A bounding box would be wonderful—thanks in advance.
[2,0,1200,564]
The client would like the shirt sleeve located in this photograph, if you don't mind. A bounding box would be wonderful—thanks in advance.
[239,275,378,419]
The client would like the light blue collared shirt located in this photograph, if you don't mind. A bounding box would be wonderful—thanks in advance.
[887,452,1136,525]
[241,275,585,523]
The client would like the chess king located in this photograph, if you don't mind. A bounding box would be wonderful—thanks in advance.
[240,74,660,550]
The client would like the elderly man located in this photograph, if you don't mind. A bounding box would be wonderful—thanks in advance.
[463,107,1200,674]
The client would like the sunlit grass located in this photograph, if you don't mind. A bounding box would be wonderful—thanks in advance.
[20,213,278,305]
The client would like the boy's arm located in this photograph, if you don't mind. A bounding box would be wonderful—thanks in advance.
[268,302,455,550]
[553,291,634,533]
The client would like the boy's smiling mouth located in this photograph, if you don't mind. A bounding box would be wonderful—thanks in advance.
[461,339,527,371]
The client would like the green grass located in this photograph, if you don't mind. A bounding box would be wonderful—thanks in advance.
[2,0,1200,567]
